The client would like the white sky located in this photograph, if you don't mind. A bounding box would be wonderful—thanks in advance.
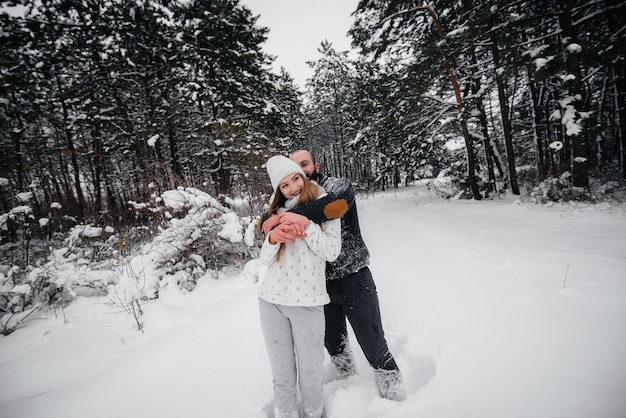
[241,0,358,88]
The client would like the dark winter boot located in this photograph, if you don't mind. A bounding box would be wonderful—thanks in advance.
[330,346,358,379]
[373,368,407,401]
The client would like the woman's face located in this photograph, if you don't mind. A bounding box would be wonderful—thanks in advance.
[278,173,304,199]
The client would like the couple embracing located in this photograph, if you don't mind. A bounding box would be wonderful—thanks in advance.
[258,150,406,418]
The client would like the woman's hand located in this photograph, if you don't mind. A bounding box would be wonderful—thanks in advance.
[268,223,306,244]
[262,214,280,235]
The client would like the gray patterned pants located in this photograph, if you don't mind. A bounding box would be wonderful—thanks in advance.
[259,298,325,417]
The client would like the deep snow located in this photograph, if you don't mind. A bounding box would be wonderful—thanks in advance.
[1,184,625,418]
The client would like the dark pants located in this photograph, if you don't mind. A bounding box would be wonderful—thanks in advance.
[324,267,398,371]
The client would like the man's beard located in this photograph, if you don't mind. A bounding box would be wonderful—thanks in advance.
[308,168,320,182]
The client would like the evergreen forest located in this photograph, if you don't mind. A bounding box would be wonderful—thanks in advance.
[1,0,625,315]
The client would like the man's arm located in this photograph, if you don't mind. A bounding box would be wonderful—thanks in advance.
[289,178,353,224]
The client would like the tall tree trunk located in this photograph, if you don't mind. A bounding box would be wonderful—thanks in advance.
[45,152,63,202]
[605,0,626,178]
[557,1,590,187]
[32,139,53,207]
[469,47,499,194]
[424,5,481,199]
[167,117,183,182]
[614,68,626,178]
[57,77,86,219]
[8,86,25,191]
[103,157,118,216]
[459,117,481,199]
[490,32,520,195]
[92,124,103,215]
[528,75,546,181]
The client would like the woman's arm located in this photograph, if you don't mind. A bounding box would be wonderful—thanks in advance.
[303,218,342,262]
[259,233,280,265]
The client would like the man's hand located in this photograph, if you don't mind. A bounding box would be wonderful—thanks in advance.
[277,212,310,229]
[268,223,306,244]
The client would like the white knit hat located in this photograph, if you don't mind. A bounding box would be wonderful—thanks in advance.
[266,155,305,191]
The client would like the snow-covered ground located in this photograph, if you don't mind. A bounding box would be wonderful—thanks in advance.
[1,185,625,418]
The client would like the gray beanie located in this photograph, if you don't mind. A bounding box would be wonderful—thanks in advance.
[266,155,305,191]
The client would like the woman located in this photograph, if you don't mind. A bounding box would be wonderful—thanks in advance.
[258,155,341,418]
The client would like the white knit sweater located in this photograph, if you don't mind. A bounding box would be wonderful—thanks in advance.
[259,200,341,307]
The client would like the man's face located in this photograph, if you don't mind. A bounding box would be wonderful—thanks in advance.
[290,151,318,179]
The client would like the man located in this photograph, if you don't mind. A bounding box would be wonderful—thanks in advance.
[262,150,407,401]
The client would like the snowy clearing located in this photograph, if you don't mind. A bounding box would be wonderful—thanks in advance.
[1,185,625,418]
